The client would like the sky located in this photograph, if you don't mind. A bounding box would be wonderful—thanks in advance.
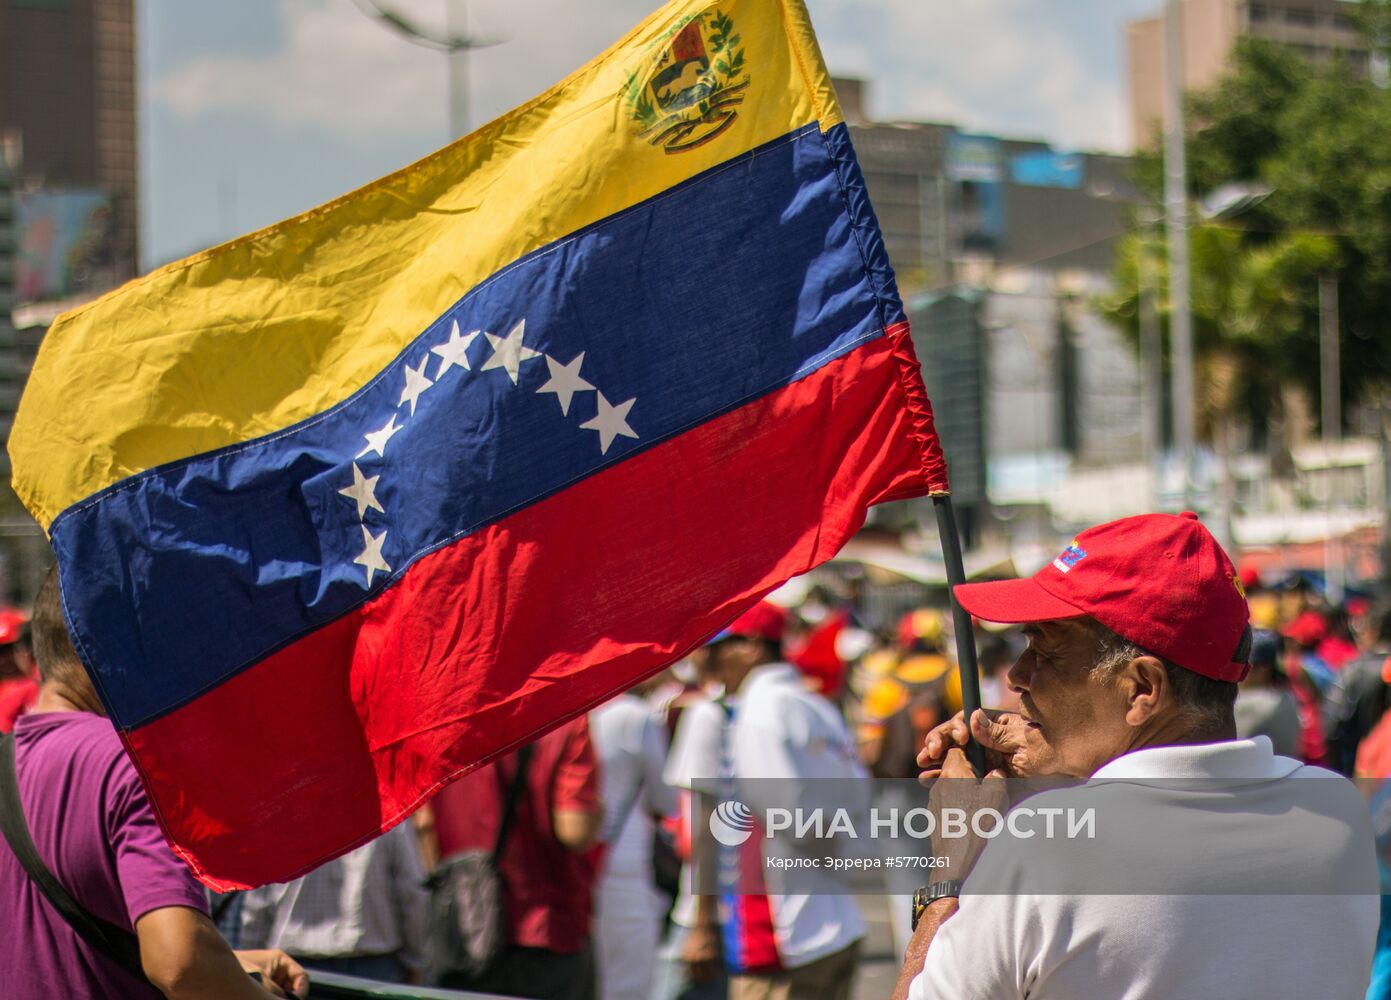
[138,0,1162,271]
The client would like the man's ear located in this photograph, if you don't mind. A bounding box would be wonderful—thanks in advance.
[1120,655,1168,727]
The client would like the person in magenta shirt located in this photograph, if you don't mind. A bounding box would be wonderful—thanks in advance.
[1,568,308,999]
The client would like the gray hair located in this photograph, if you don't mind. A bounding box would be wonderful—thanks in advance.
[1089,622,1240,738]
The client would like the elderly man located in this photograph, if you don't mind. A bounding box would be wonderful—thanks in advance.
[892,512,1379,1000]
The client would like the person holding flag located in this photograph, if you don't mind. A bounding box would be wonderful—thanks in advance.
[892,513,1378,1000]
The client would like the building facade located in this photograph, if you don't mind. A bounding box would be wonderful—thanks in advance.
[0,0,135,595]
[0,0,137,275]
[1128,0,1366,149]
[835,78,1144,549]
[0,0,136,451]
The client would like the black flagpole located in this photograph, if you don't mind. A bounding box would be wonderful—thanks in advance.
[932,494,987,776]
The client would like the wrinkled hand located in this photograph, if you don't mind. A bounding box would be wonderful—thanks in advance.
[235,949,310,998]
[683,923,723,983]
[923,746,1010,879]
[918,709,1054,780]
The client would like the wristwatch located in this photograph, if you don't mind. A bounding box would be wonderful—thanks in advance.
[911,880,963,930]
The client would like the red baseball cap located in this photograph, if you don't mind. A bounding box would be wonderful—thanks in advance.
[1281,610,1328,648]
[953,512,1250,681]
[0,607,28,646]
[707,601,787,645]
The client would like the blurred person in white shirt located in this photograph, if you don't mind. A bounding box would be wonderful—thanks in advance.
[239,822,429,984]
[685,602,867,1000]
[592,677,677,1000]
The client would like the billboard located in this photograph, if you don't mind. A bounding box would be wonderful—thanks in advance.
[15,188,116,304]
[1009,149,1086,189]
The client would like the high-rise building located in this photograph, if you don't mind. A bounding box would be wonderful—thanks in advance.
[0,0,136,468]
[1128,0,1366,149]
[0,0,137,275]
[0,0,135,597]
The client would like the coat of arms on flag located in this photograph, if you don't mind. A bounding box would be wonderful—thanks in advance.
[10,0,949,889]
[625,7,749,153]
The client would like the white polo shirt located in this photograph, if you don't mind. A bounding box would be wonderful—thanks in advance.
[730,663,867,970]
[909,737,1380,1000]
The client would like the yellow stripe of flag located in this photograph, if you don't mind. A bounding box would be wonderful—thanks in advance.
[11,0,842,530]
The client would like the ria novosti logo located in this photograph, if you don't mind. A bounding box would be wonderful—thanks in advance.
[706,796,1098,846]
[709,800,756,846]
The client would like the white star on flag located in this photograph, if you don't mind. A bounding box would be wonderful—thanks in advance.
[430,320,478,379]
[353,524,392,586]
[399,358,434,415]
[357,414,402,459]
[536,352,596,416]
[580,392,638,454]
[337,462,384,520]
[481,318,541,386]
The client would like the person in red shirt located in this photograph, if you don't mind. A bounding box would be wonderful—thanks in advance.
[430,716,602,999]
[0,608,39,732]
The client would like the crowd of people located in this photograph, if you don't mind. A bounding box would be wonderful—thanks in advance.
[7,518,1391,998]
[0,554,1003,998]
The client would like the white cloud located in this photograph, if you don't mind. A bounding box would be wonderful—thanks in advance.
[150,0,659,144]
[153,1,447,141]
[150,0,1143,152]
[809,0,1143,151]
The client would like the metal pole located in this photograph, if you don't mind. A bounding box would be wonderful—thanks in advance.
[446,0,469,138]
[932,495,987,776]
[1163,0,1195,509]
[1137,211,1163,507]
[1381,399,1391,587]
[1320,275,1344,604]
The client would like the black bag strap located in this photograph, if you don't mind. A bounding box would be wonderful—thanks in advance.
[491,742,533,865]
[0,733,148,982]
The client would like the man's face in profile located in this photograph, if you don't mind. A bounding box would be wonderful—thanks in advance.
[1008,619,1131,777]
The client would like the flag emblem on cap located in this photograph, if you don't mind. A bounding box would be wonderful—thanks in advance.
[1052,542,1088,574]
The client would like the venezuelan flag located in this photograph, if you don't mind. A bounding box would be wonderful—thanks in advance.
[10,0,948,888]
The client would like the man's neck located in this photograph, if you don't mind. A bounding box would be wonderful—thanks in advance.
[1108,719,1236,769]
[32,680,105,716]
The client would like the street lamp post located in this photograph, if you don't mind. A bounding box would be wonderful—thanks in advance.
[1163,0,1196,510]
[446,0,469,139]
[1200,190,1344,595]
[1195,183,1273,556]
[1320,275,1344,604]
[1136,209,1164,510]
[351,0,499,140]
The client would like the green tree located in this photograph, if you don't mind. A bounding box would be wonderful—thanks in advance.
[1099,222,1336,438]
[1107,36,1391,435]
